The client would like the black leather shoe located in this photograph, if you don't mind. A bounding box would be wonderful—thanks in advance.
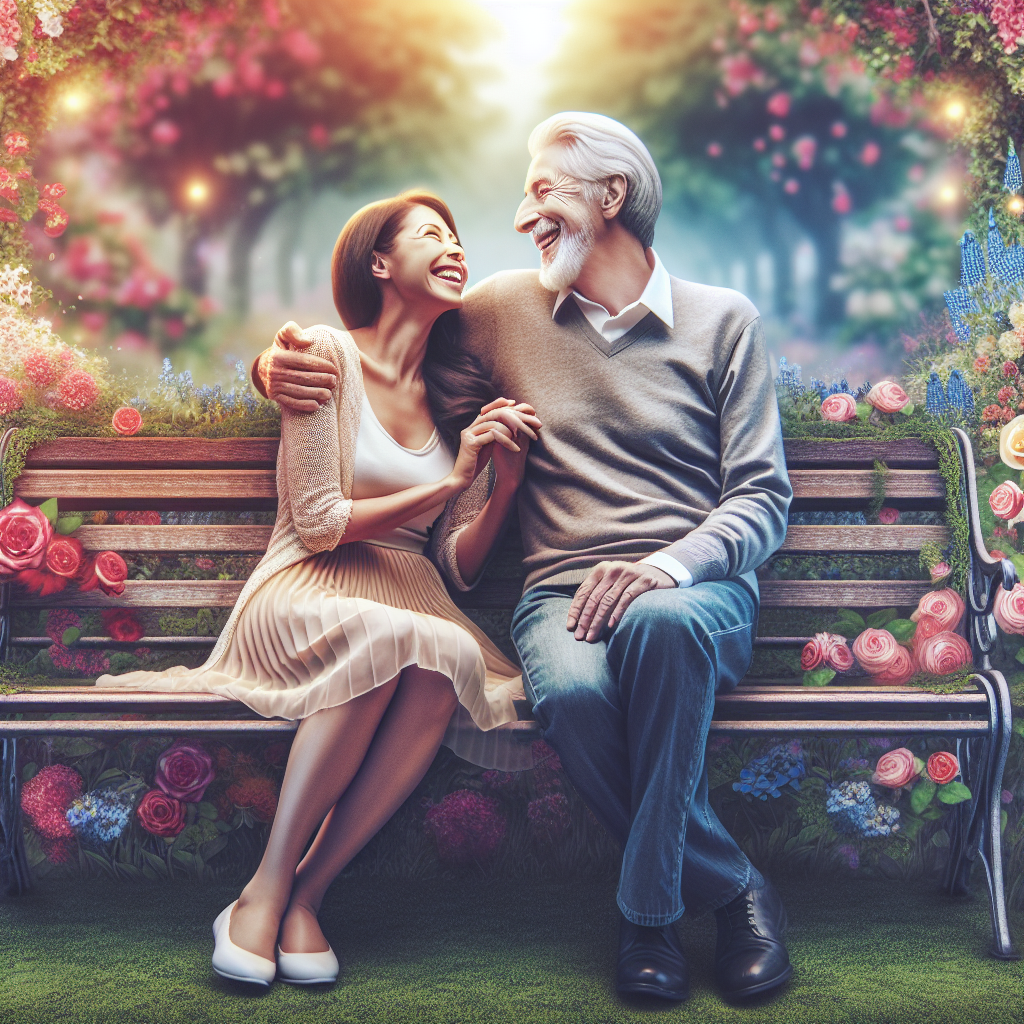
[615,916,690,1002]
[714,880,793,999]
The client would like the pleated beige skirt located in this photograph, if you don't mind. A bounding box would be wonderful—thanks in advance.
[95,542,533,770]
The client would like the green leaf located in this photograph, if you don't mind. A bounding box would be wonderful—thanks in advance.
[199,835,229,860]
[876,853,902,879]
[94,767,126,784]
[900,402,915,415]
[836,610,866,632]
[921,807,945,821]
[61,627,81,646]
[21,762,38,782]
[931,828,950,848]
[171,848,196,866]
[37,498,58,524]
[856,402,871,421]
[1010,553,1024,579]
[198,801,218,820]
[803,666,836,687]
[1014,646,1024,665]
[886,618,917,643]
[142,850,169,877]
[866,607,899,629]
[937,781,973,805]
[1001,810,1008,833]
[910,778,937,814]
[55,516,82,535]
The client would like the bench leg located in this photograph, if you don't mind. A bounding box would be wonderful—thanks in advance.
[0,736,31,896]
[973,672,1020,960]
[942,734,981,899]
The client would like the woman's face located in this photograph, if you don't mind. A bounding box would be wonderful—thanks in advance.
[373,205,468,312]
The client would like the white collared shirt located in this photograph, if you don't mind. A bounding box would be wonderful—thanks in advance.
[552,249,675,343]
[551,249,692,588]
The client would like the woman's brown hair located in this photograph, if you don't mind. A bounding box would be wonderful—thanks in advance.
[331,190,495,453]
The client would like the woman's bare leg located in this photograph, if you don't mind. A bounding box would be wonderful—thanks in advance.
[227,676,400,960]
[277,664,460,953]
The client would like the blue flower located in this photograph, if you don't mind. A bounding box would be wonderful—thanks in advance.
[66,787,138,848]
[1005,139,1022,196]
[733,743,805,801]
[825,781,901,838]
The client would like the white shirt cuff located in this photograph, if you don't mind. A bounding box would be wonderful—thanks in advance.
[638,552,693,587]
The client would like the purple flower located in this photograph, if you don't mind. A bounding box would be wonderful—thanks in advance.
[1002,789,1014,804]
[154,740,216,802]
[424,789,507,866]
[480,770,517,794]
[528,792,572,848]
[837,843,859,870]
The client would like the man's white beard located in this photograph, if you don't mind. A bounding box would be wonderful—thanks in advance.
[538,217,596,293]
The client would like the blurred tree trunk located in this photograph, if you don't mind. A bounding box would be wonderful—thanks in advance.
[180,215,207,295]
[228,204,273,318]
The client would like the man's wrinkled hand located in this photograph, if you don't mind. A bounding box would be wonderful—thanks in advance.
[566,561,676,642]
[258,321,338,413]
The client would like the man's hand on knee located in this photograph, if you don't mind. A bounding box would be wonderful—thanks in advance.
[567,561,676,643]
[256,321,338,413]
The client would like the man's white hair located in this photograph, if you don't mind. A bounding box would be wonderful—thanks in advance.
[528,112,662,249]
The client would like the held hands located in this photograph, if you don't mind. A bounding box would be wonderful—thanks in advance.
[258,321,338,412]
[566,562,676,643]
[447,398,542,493]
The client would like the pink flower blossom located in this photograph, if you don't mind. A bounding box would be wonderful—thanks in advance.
[877,507,900,525]
[424,790,507,866]
[991,0,1024,53]
[707,142,722,158]
[792,136,816,170]
[768,124,785,142]
[860,141,881,166]
[831,121,847,138]
[766,92,791,118]
[528,792,572,848]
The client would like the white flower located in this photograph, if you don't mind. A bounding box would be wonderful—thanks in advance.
[35,4,63,38]
[1010,302,1024,329]
[1,45,16,61]
[998,329,1024,362]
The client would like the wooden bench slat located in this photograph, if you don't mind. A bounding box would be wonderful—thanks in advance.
[780,525,950,552]
[15,469,277,503]
[789,469,944,500]
[20,580,245,608]
[758,579,933,607]
[74,525,272,552]
[25,437,279,468]
[10,636,218,648]
[23,437,945,471]
[783,439,939,468]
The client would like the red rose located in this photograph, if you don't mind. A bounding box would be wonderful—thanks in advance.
[14,567,68,596]
[911,613,945,655]
[989,480,1024,520]
[0,498,52,574]
[871,747,920,788]
[911,589,965,633]
[926,751,959,785]
[865,380,909,413]
[79,550,128,596]
[154,740,216,802]
[917,631,972,675]
[45,535,84,578]
[100,608,144,643]
[852,628,901,675]
[801,635,825,671]
[872,643,917,685]
[823,634,854,672]
[820,393,857,422]
[136,790,187,837]
[111,406,143,436]
[994,582,1024,635]
[877,507,900,525]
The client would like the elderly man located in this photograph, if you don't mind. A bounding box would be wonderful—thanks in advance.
[251,112,794,1003]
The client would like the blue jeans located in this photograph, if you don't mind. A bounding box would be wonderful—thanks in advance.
[511,578,764,927]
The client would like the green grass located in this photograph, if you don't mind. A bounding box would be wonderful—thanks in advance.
[0,874,1021,1023]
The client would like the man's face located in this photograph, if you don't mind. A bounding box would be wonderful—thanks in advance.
[515,145,600,292]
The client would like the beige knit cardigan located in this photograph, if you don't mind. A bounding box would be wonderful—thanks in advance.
[205,325,491,670]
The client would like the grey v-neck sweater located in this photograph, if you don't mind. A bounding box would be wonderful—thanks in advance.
[458,270,793,595]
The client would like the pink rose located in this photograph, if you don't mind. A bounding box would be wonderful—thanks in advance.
[993,582,1024,634]
[865,380,909,413]
[911,589,965,632]
[154,740,216,801]
[871,747,920,788]
[801,635,825,671]
[930,562,951,584]
[877,507,900,525]
[989,479,1024,520]
[872,643,917,685]
[917,631,973,675]
[926,751,959,785]
[851,627,900,674]
[820,393,857,422]
[0,498,53,574]
[823,633,854,671]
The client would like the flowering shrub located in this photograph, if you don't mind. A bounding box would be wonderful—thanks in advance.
[423,790,507,866]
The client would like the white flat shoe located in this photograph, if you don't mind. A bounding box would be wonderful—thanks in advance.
[275,944,340,985]
[211,900,277,987]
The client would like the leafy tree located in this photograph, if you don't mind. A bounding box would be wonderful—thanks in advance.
[548,0,946,330]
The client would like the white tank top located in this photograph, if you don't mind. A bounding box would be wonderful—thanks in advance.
[350,393,456,553]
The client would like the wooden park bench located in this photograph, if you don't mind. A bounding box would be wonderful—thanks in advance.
[0,426,1018,960]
